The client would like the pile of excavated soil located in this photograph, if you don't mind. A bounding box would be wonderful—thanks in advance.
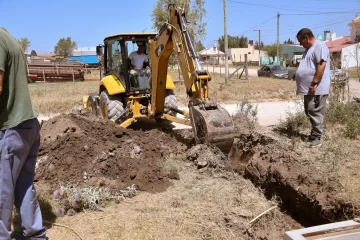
[36,113,187,193]
[229,133,357,226]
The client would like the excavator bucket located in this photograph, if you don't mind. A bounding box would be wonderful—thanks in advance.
[189,103,235,152]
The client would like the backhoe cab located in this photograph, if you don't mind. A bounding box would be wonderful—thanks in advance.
[83,33,181,128]
[83,4,235,152]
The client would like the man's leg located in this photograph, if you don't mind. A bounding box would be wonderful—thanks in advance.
[304,95,328,146]
[14,119,46,240]
[0,119,46,240]
[0,130,14,239]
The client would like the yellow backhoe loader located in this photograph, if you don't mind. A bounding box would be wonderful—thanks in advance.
[82,4,234,151]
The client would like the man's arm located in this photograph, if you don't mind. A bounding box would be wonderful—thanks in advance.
[0,44,6,96]
[0,70,3,96]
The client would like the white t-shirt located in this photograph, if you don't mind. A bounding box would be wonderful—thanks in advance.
[295,40,330,95]
[128,51,149,70]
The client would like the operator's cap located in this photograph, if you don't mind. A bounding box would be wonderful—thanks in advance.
[137,42,145,47]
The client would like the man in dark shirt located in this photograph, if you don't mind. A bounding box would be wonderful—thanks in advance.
[0,27,46,240]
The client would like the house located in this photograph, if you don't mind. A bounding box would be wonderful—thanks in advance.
[227,42,267,66]
[325,35,353,68]
[341,43,360,69]
[198,44,225,65]
[336,15,360,69]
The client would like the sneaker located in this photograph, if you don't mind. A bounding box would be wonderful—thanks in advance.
[307,138,323,148]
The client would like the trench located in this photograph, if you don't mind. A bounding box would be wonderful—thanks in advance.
[169,129,355,228]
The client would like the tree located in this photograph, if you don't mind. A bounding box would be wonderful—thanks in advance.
[151,0,206,43]
[54,37,77,57]
[17,37,31,52]
[283,38,295,44]
[195,40,205,52]
[218,35,248,52]
[151,0,206,66]
[254,41,264,50]
[263,43,283,58]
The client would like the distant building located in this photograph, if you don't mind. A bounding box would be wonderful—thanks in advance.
[198,44,225,65]
[280,44,305,66]
[69,47,99,65]
[341,43,360,69]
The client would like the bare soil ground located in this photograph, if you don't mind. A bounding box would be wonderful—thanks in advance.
[229,131,360,227]
[35,112,302,240]
[25,69,360,239]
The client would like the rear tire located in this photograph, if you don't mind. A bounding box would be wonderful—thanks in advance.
[86,95,101,116]
[164,89,178,116]
[99,91,125,121]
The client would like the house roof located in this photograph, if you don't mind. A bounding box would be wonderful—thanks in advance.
[325,36,353,52]
[37,53,55,58]
[198,47,225,56]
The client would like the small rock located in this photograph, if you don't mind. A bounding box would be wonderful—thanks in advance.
[84,145,89,151]
[55,208,64,217]
[115,199,120,204]
[53,190,61,200]
[196,160,208,169]
[198,168,207,174]
[108,152,115,157]
[130,171,137,180]
[134,145,141,154]
[185,162,192,167]
[168,169,180,180]
[66,209,76,216]
[186,145,201,161]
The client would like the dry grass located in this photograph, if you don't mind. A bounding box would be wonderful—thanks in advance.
[170,71,298,106]
[29,70,297,115]
[29,81,99,115]
[43,160,294,240]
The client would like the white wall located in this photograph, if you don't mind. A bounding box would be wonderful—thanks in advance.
[341,43,360,69]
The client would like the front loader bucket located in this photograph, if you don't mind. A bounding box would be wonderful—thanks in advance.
[189,104,234,152]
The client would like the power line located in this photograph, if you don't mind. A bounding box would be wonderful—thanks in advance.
[228,0,360,14]
[260,18,354,38]
[239,15,277,35]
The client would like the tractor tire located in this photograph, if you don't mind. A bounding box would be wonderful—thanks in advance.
[164,89,178,116]
[86,94,101,117]
[99,91,125,121]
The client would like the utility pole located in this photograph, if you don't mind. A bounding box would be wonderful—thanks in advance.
[253,29,261,66]
[224,0,228,84]
[277,12,280,64]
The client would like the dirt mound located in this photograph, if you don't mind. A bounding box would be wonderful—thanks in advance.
[36,113,187,193]
[229,133,355,226]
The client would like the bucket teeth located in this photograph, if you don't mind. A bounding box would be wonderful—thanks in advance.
[189,103,234,152]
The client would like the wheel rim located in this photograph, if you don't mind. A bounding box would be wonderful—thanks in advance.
[87,101,94,113]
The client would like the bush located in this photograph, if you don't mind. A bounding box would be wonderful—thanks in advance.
[233,100,258,130]
[325,101,360,139]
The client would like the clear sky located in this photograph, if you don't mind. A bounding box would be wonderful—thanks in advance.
[0,0,359,53]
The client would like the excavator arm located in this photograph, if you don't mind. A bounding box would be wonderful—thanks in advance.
[149,4,234,151]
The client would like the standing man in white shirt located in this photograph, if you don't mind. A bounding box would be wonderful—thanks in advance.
[295,28,331,148]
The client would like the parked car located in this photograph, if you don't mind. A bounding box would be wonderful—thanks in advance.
[330,66,349,82]
[258,64,290,79]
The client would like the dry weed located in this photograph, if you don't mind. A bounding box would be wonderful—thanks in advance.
[45,168,289,240]
[29,81,99,114]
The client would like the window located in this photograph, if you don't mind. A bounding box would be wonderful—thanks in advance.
[107,39,124,79]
